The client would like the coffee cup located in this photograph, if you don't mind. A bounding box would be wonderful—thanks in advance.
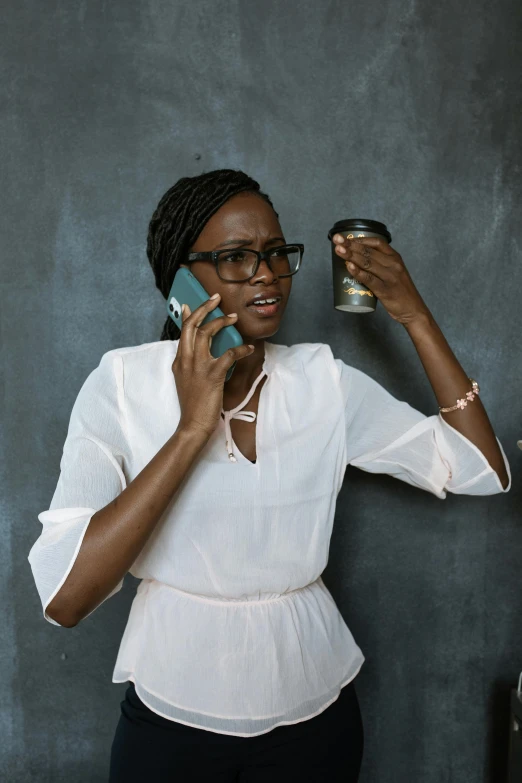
[328,219,392,313]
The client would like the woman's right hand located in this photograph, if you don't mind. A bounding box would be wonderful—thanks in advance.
[172,294,255,440]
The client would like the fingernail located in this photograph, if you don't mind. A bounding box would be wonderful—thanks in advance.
[338,245,347,254]
[210,293,220,300]
[227,312,237,317]
[181,304,186,315]
[333,234,344,243]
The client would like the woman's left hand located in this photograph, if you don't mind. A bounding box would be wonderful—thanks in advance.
[332,234,430,325]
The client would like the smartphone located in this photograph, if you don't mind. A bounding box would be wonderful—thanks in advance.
[166,267,243,382]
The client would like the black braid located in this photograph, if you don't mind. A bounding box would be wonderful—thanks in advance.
[146,169,278,341]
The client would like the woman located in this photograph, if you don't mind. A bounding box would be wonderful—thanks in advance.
[29,169,511,782]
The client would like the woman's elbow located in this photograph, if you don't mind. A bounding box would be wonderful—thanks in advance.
[46,595,81,628]
[498,471,510,491]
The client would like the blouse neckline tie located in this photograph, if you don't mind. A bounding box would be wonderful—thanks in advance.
[222,369,267,463]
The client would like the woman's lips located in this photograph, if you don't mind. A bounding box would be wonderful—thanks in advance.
[246,301,281,317]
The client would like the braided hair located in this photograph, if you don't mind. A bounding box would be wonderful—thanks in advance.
[147,168,278,341]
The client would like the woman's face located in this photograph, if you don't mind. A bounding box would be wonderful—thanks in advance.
[179,191,292,342]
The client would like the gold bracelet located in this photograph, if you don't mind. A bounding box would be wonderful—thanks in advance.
[439,379,480,413]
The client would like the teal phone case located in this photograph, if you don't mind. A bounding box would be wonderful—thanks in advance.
[167,268,243,382]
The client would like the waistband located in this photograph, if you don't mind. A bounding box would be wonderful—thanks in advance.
[147,576,323,607]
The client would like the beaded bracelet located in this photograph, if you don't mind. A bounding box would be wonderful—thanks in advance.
[439,379,480,413]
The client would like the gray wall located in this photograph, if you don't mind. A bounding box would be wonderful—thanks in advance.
[2,1,521,780]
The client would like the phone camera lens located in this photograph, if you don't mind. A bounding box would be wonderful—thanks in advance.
[174,310,179,318]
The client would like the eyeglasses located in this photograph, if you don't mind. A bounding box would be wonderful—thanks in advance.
[186,243,304,282]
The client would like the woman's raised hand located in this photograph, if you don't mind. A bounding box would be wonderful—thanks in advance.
[172,294,255,440]
[332,235,430,326]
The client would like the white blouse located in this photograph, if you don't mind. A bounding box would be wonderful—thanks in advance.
[28,339,511,737]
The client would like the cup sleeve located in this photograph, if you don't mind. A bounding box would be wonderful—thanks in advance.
[334,358,511,499]
[28,351,129,625]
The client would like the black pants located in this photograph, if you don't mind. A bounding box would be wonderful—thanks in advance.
[109,680,364,782]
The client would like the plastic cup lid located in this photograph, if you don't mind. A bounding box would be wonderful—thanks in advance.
[328,218,391,243]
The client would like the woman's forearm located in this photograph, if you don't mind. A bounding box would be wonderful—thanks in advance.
[46,425,210,627]
[404,308,509,488]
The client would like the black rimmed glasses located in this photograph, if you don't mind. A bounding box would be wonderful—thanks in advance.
[186,243,304,282]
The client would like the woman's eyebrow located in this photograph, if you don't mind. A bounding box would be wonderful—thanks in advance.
[213,236,286,250]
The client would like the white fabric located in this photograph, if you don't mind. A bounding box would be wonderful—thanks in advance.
[28,339,511,737]
[221,369,266,463]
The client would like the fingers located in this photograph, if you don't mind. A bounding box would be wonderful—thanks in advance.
[333,236,400,287]
[178,294,252,372]
[179,294,221,357]
[214,343,255,374]
[196,309,239,339]
[340,243,386,285]
[192,309,240,362]
[332,234,395,256]
[333,235,395,274]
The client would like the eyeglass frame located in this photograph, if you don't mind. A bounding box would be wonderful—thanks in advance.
[186,243,304,282]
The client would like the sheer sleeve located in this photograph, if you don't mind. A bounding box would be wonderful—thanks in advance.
[28,350,129,626]
[334,359,511,499]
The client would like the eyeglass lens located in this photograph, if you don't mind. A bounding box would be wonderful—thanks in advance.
[217,246,300,281]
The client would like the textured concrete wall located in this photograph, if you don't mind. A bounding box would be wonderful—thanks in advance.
[2,1,521,780]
